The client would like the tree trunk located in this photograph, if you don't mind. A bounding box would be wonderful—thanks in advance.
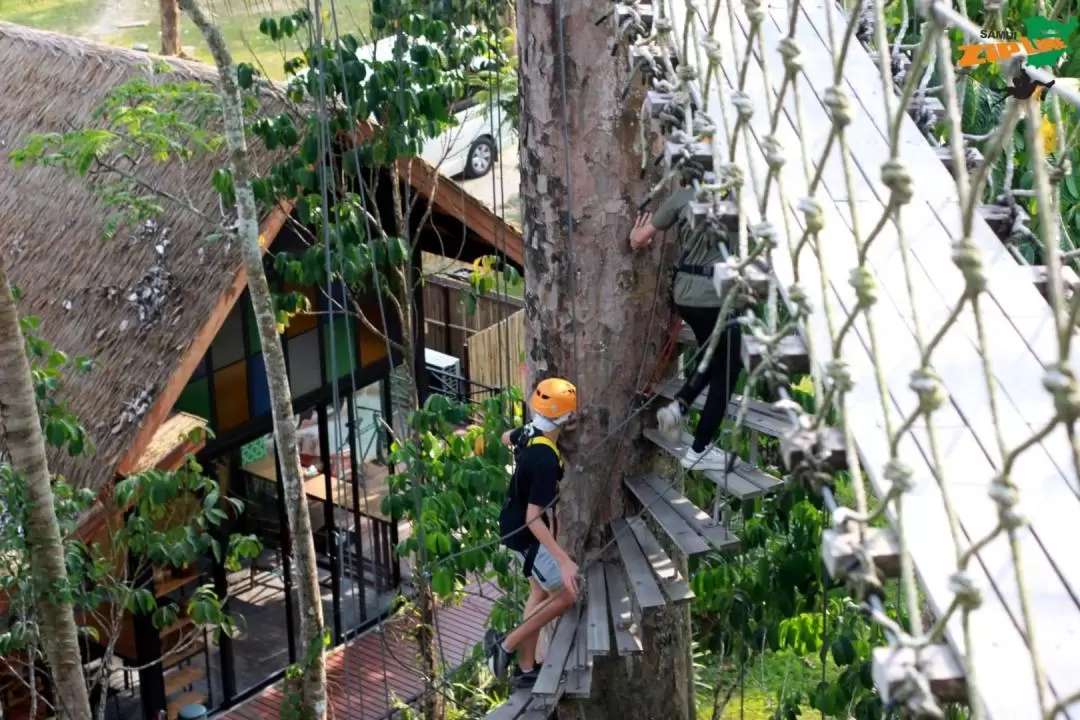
[178,3,328,719]
[516,1,692,719]
[160,0,181,55]
[0,256,93,720]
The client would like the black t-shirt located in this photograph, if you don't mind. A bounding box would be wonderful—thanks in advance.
[499,426,564,553]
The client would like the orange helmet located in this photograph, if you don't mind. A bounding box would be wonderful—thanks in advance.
[530,377,577,421]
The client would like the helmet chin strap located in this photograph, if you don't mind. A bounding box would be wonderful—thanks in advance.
[531,414,559,432]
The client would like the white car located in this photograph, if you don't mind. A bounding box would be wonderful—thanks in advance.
[352,32,515,180]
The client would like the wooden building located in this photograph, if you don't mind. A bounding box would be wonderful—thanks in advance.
[0,22,522,720]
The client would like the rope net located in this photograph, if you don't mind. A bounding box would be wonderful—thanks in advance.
[630,0,1080,716]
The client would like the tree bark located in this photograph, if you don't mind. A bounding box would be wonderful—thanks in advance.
[160,0,181,55]
[178,3,328,719]
[516,1,692,719]
[0,256,93,720]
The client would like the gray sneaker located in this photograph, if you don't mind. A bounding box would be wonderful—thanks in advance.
[657,399,688,440]
[511,666,539,690]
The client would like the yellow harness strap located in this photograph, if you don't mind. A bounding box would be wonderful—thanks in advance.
[527,435,563,467]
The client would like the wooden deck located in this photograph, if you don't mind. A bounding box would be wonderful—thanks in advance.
[665,0,1080,716]
[220,590,494,720]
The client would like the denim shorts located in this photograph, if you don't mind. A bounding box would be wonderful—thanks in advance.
[511,545,563,593]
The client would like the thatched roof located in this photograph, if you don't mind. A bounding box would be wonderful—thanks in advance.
[0,22,287,492]
[0,22,523,498]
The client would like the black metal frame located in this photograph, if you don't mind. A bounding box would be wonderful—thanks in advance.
[192,365,404,714]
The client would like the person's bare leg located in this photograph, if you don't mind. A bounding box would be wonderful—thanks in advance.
[516,579,548,672]
[503,587,575,654]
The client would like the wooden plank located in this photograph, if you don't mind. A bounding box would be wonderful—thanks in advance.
[563,604,593,698]
[741,333,812,376]
[649,425,784,495]
[585,562,611,656]
[640,475,741,553]
[610,517,667,609]
[643,426,736,472]
[518,691,560,719]
[821,527,901,580]
[623,476,711,556]
[626,516,695,603]
[604,563,642,655]
[1027,265,1080,301]
[482,689,533,720]
[653,378,794,437]
[872,645,968,705]
[669,1,1073,717]
[532,605,580,696]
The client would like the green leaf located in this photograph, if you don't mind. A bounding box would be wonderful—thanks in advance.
[831,635,857,666]
[237,63,256,90]
[431,566,454,595]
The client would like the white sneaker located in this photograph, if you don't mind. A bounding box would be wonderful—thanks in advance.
[657,400,687,440]
[679,445,710,470]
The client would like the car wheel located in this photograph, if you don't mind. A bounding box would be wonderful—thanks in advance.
[464,136,496,179]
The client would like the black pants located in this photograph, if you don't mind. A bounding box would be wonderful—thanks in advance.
[675,304,743,453]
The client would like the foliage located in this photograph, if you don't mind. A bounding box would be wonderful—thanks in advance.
[383,390,528,628]
[8,67,262,242]
[238,0,518,346]
[0,308,262,714]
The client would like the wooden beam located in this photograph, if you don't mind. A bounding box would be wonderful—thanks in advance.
[640,475,740,554]
[115,202,292,478]
[563,603,593,698]
[610,517,667,609]
[532,604,580,696]
[822,527,902,580]
[624,475,711,556]
[625,516,695,603]
[604,562,643,655]
[872,645,968,705]
[741,333,811,377]
[585,562,611,656]
[482,688,533,720]
[1027,264,1080,301]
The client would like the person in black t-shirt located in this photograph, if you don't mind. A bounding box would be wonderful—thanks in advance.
[485,377,579,689]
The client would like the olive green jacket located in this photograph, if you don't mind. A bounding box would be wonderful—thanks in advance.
[652,187,724,308]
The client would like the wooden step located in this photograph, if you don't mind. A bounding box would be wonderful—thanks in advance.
[934,145,983,179]
[872,645,967,706]
[532,605,581,697]
[482,688,534,719]
[604,562,642,655]
[822,527,901,580]
[643,427,783,499]
[613,517,695,605]
[627,475,741,554]
[1027,264,1080,302]
[741,333,811,378]
[167,692,207,720]
[653,378,795,438]
[563,599,593,699]
[624,476,710,557]
[610,518,666,610]
[164,666,206,697]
